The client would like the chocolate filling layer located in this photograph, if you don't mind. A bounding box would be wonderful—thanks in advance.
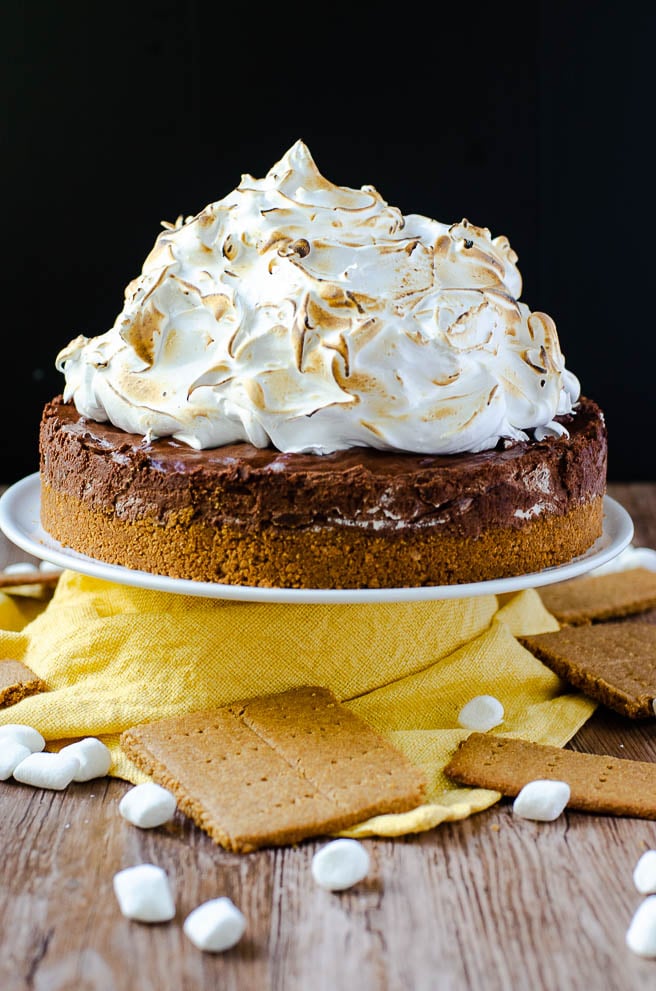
[40,396,607,539]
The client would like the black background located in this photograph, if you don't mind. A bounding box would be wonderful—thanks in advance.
[3,2,654,484]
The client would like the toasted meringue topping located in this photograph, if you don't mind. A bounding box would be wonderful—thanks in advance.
[57,140,580,454]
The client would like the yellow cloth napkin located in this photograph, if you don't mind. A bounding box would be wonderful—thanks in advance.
[0,571,596,838]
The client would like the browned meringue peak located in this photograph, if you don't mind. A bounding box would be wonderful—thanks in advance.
[56,139,579,455]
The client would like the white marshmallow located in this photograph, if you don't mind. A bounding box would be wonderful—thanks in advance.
[590,545,656,577]
[118,782,177,828]
[457,695,505,732]
[311,838,370,891]
[626,895,656,957]
[113,864,176,923]
[2,561,40,576]
[0,723,46,753]
[13,751,80,790]
[59,738,112,781]
[512,779,571,821]
[39,560,62,574]
[633,850,656,894]
[0,739,31,780]
[183,897,246,952]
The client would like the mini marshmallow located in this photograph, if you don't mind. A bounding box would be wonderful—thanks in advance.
[457,695,505,732]
[13,751,80,790]
[59,738,112,781]
[113,864,176,923]
[311,838,371,891]
[118,782,177,828]
[2,561,40,576]
[0,723,46,753]
[590,544,656,577]
[512,779,571,821]
[633,850,656,894]
[0,739,31,781]
[39,560,62,574]
[626,895,656,957]
[183,897,246,952]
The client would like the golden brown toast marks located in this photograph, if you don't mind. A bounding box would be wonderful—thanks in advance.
[445,733,656,819]
[537,567,656,626]
[519,621,656,719]
[120,686,426,853]
[0,660,47,708]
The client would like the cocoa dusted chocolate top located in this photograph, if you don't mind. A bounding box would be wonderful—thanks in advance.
[40,395,607,536]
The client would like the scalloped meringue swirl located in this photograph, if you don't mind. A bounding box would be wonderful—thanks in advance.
[57,140,580,455]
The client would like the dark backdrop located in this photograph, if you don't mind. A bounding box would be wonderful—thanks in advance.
[3,2,654,483]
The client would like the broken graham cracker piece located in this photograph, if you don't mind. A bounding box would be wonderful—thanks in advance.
[0,660,47,708]
[537,567,656,625]
[519,622,656,719]
[444,733,656,819]
[120,686,426,853]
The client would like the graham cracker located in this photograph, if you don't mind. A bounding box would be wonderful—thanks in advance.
[445,733,656,819]
[120,686,427,852]
[519,621,656,718]
[537,567,656,625]
[0,659,47,708]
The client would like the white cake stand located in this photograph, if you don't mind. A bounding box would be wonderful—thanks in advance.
[0,472,634,605]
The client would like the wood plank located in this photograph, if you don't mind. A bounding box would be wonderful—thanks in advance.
[0,483,655,990]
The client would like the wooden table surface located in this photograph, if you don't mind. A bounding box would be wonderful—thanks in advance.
[1,481,655,991]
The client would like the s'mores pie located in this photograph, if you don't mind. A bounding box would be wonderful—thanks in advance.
[39,141,607,588]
